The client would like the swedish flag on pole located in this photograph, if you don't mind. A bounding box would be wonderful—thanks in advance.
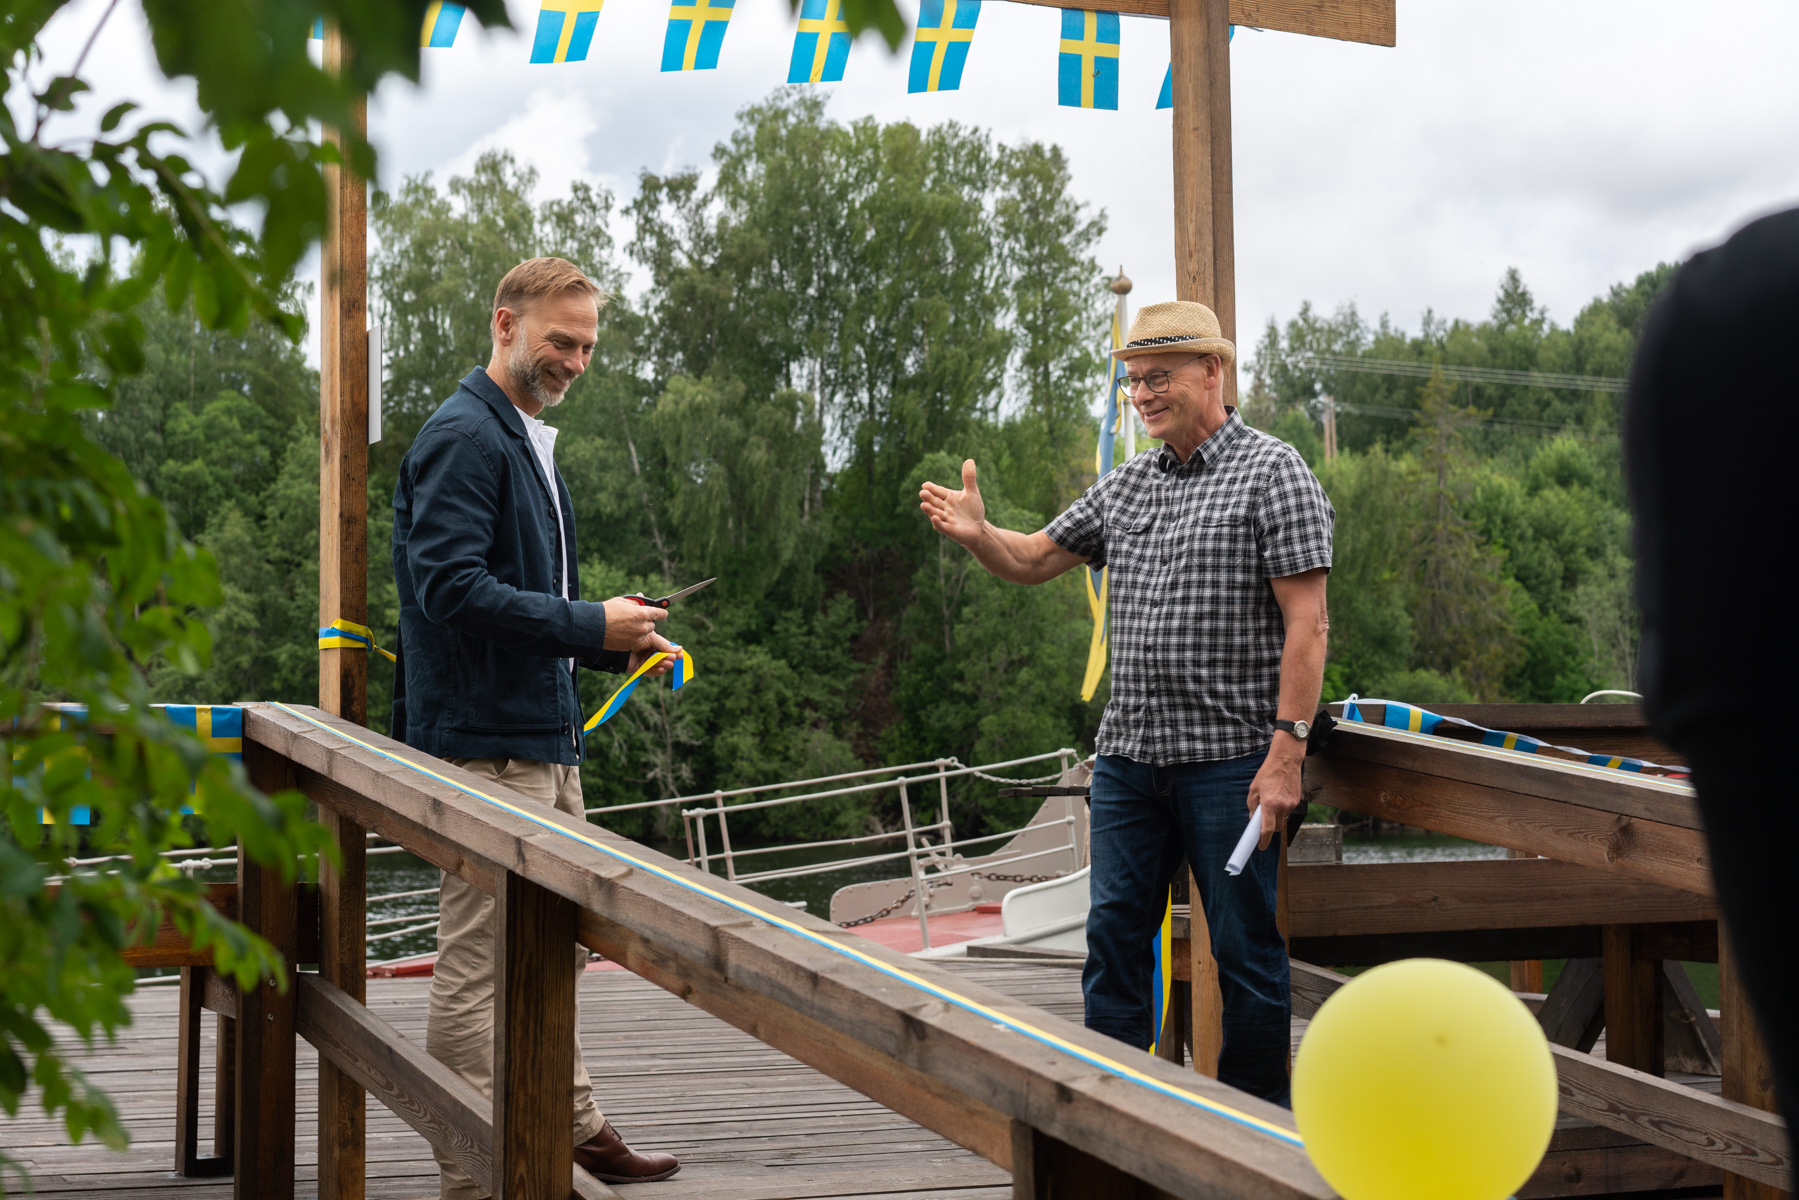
[1081,272,1132,702]
[663,0,736,71]
[422,2,466,46]
[908,0,980,94]
[530,0,605,62]
[1058,10,1119,110]
[787,0,851,83]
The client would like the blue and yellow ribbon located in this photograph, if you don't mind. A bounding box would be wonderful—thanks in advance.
[319,619,397,664]
[583,646,693,733]
[1341,697,1689,778]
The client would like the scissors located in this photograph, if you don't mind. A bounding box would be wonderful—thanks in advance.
[623,577,717,609]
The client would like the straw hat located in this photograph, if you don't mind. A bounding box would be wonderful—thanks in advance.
[1113,300,1236,366]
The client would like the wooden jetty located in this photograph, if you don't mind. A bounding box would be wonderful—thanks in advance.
[13,700,1790,1200]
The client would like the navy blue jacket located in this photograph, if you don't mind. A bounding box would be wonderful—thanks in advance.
[391,368,626,764]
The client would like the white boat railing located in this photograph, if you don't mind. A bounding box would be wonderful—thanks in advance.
[108,748,1085,977]
[616,749,1083,952]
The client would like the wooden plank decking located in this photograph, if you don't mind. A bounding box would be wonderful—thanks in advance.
[10,959,1726,1200]
[13,963,1083,1200]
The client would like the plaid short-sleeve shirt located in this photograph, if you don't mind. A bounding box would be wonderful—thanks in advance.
[1045,409,1334,765]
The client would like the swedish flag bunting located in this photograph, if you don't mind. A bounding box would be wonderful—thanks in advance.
[907,0,980,94]
[1157,27,1228,109]
[422,2,466,46]
[1058,10,1118,110]
[531,0,605,63]
[787,0,851,83]
[662,0,736,71]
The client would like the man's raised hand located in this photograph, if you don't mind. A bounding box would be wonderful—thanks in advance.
[919,459,987,547]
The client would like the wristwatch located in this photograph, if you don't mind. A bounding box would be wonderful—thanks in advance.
[1274,718,1311,741]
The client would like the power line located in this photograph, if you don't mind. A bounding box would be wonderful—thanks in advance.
[1297,352,1628,394]
[1328,399,1618,442]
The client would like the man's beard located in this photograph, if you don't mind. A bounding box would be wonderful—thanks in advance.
[507,332,569,408]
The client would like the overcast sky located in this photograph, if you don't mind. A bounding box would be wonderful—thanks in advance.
[26,0,1799,371]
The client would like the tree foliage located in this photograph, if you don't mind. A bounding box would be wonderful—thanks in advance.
[1250,267,1662,703]
[0,0,523,1187]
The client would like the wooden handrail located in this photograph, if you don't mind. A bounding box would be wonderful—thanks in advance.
[1309,722,1711,895]
[246,702,1331,1200]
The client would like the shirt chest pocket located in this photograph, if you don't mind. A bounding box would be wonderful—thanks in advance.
[1186,514,1253,568]
[1109,517,1158,572]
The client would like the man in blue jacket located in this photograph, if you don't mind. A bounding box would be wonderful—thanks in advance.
[393,257,681,1192]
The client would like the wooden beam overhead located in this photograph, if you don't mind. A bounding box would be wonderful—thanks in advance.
[998,0,1396,46]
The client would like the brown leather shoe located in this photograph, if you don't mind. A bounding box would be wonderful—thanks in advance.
[573,1121,680,1184]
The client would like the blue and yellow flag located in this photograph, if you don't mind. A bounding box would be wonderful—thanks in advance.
[422,2,466,46]
[787,0,851,83]
[33,705,242,824]
[1156,26,1230,110]
[1081,293,1130,702]
[311,16,324,39]
[1058,10,1119,110]
[1148,886,1175,1056]
[907,0,980,93]
[530,0,605,63]
[662,0,735,71]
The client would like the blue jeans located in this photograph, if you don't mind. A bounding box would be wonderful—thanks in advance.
[1082,752,1291,1106]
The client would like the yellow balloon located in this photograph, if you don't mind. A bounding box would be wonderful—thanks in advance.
[1292,959,1557,1200]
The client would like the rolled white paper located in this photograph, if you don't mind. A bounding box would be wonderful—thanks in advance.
[1224,806,1265,876]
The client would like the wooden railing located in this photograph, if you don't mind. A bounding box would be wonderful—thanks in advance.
[141,700,1789,1200]
[171,702,1328,1200]
[1295,711,1788,1195]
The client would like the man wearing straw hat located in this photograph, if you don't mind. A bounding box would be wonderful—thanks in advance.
[919,300,1332,1105]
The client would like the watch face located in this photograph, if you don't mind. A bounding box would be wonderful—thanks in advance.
[1292,720,1310,740]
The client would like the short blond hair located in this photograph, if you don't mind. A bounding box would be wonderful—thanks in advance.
[492,257,606,322]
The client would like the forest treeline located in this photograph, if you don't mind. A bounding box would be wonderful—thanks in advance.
[97,89,1658,838]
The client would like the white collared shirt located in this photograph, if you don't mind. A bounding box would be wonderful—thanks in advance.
[523,415,574,673]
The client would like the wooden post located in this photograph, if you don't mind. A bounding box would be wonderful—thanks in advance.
[317,806,367,1200]
[214,1009,236,1165]
[236,744,299,1200]
[494,871,579,1200]
[175,968,231,1176]
[1721,925,1785,1200]
[317,24,371,1197]
[1011,1119,1169,1199]
[1508,847,1544,993]
[1168,0,1236,407]
[1187,867,1223,1078]
[319,23,371,729]
[1601,924,1662,1075]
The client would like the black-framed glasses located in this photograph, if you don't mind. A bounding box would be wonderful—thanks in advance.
[1121,354,1204,395]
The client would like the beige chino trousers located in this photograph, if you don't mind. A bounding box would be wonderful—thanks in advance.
[427,757,605,1200]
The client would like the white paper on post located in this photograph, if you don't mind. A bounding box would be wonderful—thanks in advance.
[368,321,383,444]
[1224,806,1264,876]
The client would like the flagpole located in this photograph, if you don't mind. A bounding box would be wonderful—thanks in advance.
[1111,269,1133,459]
